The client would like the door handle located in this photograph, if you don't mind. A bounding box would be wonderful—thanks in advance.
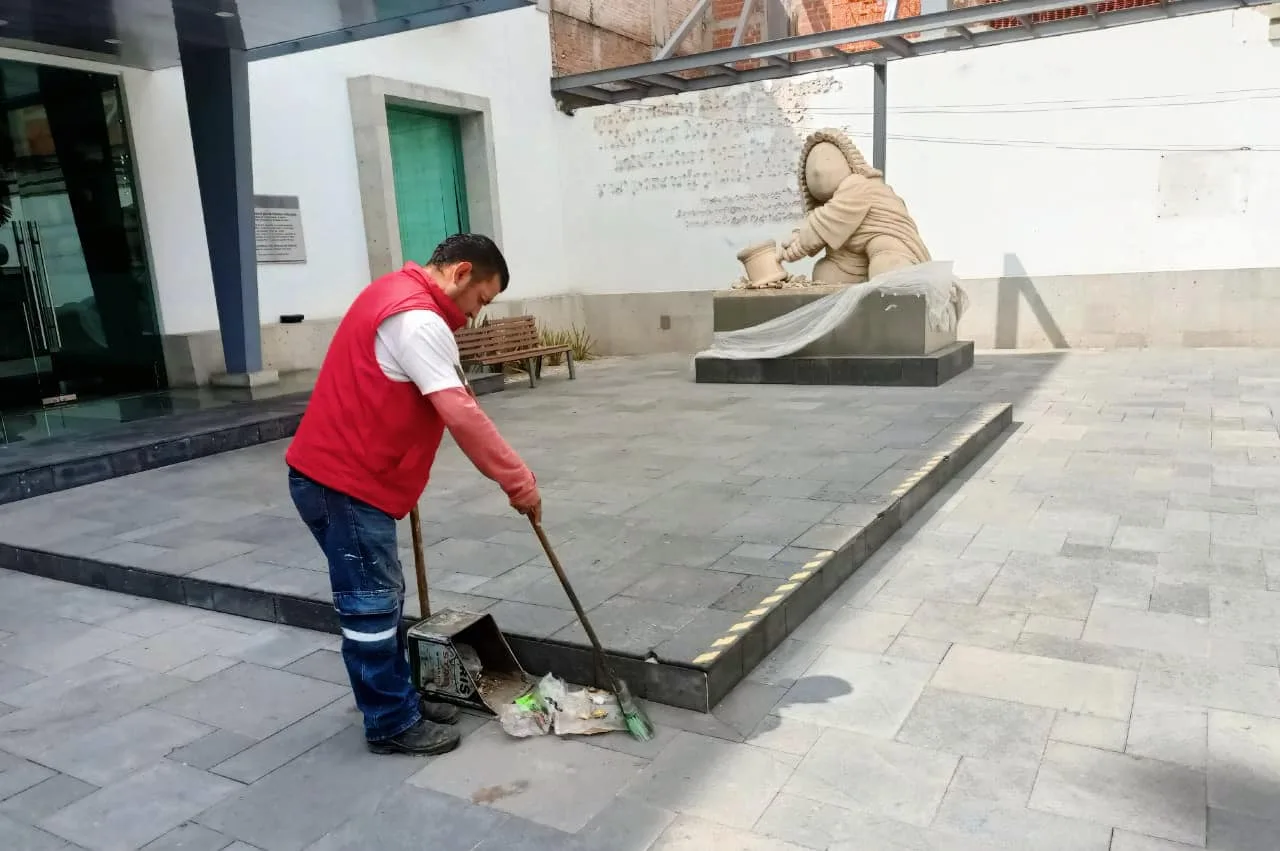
[11,222,48,352]
[26,222,60,352]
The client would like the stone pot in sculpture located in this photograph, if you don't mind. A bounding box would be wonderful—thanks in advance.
[736,241,789,289]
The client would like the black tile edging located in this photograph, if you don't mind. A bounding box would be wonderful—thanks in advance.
[0,401,1012,716]
[0,412,305,508]
[696,402,1014,709]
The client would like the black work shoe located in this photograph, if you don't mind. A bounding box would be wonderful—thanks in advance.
[367,718,461,756]
[419,697,461,725]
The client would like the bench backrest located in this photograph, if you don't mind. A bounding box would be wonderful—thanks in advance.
[455,315,541,361]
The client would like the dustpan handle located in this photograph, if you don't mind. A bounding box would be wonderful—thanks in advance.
[410,506,430,619]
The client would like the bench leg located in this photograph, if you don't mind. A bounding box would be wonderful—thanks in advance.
[527,358,537,389]
[566,351,576,380]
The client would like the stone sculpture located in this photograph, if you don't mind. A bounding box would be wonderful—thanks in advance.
[775,128,931,286]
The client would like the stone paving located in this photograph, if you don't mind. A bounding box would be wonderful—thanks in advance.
[0,355,1016,686]
[3,348,1280,848]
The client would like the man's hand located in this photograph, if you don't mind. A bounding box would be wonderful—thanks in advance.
[511,489,542,525]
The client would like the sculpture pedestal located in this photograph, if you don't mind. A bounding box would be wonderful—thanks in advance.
[695,341,974,387]
[700,285,974,387]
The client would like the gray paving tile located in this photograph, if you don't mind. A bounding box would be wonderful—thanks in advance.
[1110,831,1202,850]
[897,689,1055,760]
[1029,741,1207,846]
[410,722,646,833]
[170,656,241,683]
[0,618,140,675]
[0,773,97,823]
[618,565,745,608]
[481,600,576,639]
[789,605,907,653]
[932,645,1137,720]
[1207,708,1280,822]
[622,730,794,830]
[282,651,348,686]
[303,784,508,851]
[0,813,76,851]
[648,814,811,850]
[168,730,258,771]
[881,555,1004,606]
[470,817,582,851]
[754,792,940,850]
[903,601,1027,650]
[107,624,254,673]
[784,727,958,826]
[575,797,675,851]
[551,597,701,656]
[40,761,239,851]
[228,629,333,670]
[138,823,233,851]
[1207,808,1280,851]
[154,662,345,740]
[0,751,56,800]
[36,707,213,786]
[1126,703,1206,768]
[774,647,934,736]
[945,754,1041,807]
[933,794,1114,851]
[197,727,422,851]
[1050,712,1129,752]
[212,701,353,784]
[1135,655,1280,718]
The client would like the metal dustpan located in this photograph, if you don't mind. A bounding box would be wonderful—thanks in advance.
[407,608,533,715]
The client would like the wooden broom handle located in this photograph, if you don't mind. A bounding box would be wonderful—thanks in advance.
[409,505,430,619]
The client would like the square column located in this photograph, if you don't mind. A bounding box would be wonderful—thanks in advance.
[172,0,272,382]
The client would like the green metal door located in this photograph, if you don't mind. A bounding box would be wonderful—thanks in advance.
[386,106,469,264]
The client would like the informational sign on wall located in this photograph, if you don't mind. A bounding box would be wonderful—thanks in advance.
[254,194,306,263]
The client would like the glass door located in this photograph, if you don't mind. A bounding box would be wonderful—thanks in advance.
[0,58,166,432]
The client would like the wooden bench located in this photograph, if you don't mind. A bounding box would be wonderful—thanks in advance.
[455,315,576,389]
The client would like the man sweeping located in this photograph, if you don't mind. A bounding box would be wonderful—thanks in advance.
[285,233,541,756]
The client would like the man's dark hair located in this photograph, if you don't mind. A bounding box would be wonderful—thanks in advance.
[428,233,510,291]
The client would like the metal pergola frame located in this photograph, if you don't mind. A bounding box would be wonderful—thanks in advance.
[552,0,1273,121]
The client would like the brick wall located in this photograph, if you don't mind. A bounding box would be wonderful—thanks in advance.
[549,0,711,75]
[551,0,1164,78]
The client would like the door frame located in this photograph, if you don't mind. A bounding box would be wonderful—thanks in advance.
[347,75,503,278]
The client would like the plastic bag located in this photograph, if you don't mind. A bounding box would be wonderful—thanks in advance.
[699,260,970,361]
[537,673,627,736]
[496,674,627,738]
[497,687,551,738]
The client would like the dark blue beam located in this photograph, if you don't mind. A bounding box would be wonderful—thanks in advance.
[173,0,262,376]
[246,0,532,61]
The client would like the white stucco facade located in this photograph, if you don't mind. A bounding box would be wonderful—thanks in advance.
[559,9,1280,293]
[4,4,1279,370]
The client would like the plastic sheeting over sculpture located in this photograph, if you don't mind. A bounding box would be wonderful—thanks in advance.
[699,261,970,361]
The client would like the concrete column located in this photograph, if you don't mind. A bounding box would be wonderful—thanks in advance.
[872,62,887,174]
[172,0,272,384]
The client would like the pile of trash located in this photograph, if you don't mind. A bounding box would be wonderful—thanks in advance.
[496,673,628,738]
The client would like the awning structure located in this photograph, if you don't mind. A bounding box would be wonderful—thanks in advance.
[0,0,533,70]
[551,0,1273,114]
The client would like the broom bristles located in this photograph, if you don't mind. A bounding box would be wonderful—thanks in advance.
[614,680,655,742]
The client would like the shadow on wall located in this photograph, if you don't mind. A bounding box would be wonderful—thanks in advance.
[994,252,1069,350]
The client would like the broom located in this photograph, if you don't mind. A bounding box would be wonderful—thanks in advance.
[528,517,654,742]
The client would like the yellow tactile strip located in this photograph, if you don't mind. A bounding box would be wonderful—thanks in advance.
[689,403,1012,669]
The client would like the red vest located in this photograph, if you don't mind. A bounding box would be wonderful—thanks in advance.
[285,263,466,519]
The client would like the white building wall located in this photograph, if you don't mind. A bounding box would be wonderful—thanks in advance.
[120,4,566,342]
[246,5,568,325]
[556,10,1280,299]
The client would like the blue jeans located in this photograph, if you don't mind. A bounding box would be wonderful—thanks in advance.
[288,468,421,742]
